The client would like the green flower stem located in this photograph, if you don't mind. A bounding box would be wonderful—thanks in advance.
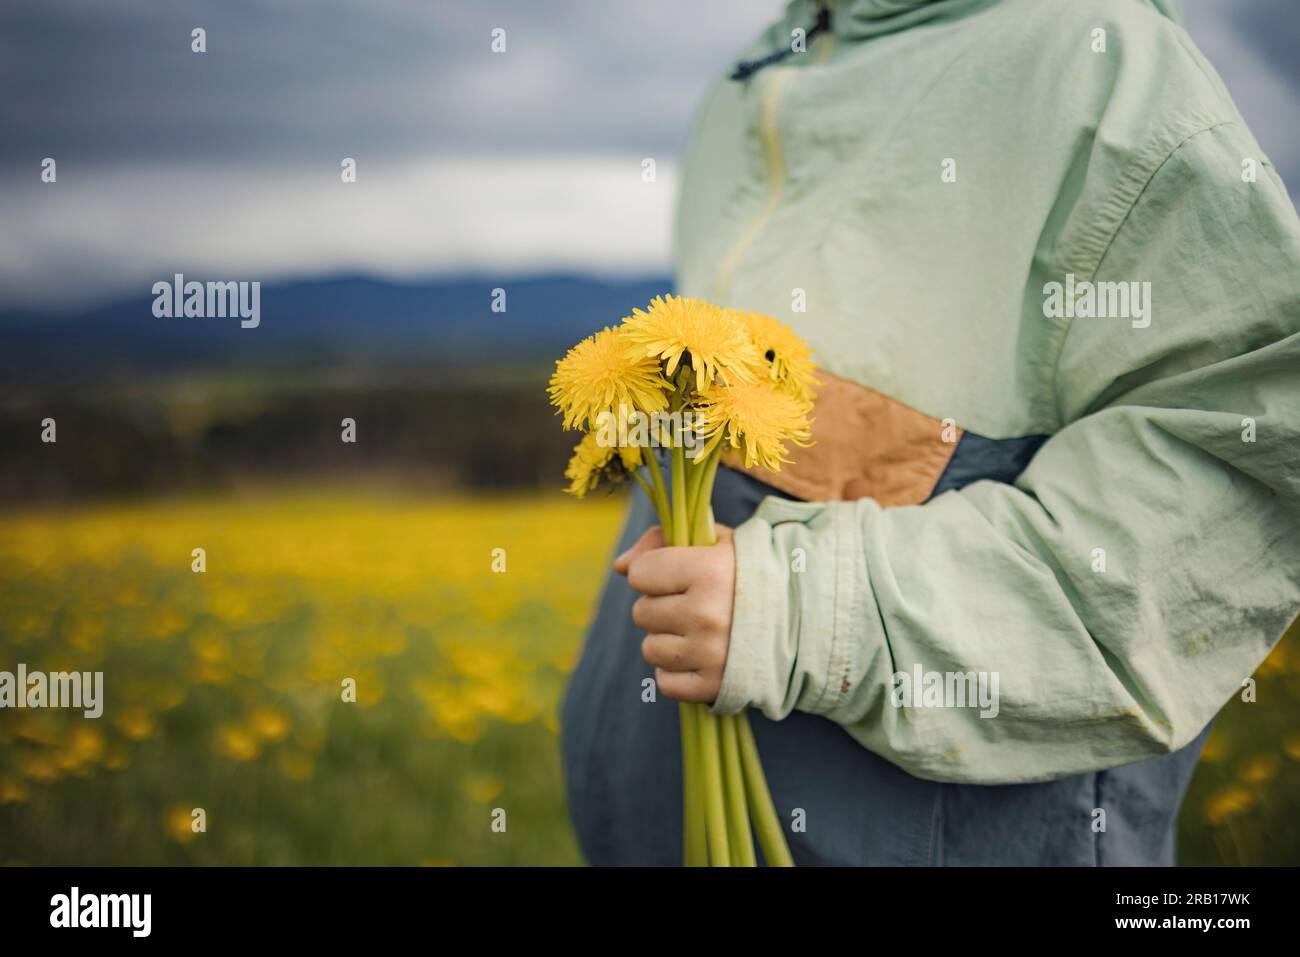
[679,440,735,867]
[660,395,712,866]
[684,446,711,518]
[680,696,708,865]
[720,714,756,866]
[643,451,671,529]
[737,711,794,867]
[685,446,784,867]
[695,702,731,866]
[689,450,722,547]
[668,383,691,545]
[670,445,689,547]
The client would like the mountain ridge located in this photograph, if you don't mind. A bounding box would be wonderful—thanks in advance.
[0,273,674,381]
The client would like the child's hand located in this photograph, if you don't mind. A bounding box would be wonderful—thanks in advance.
[614,524,736,705]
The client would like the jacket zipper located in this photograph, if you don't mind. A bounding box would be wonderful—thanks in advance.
[712,14,835,302]
[712,68,791,302]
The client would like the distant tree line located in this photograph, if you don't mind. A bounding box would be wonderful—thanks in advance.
[0,367,579,501]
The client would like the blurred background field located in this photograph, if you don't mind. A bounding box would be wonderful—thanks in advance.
[0,488,625,865]
[1174,620,1300,866]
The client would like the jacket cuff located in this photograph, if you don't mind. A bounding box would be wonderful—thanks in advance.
[711,509,787,715]
[712,496,853,719]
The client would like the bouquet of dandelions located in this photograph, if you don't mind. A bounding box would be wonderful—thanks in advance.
[549,294,816,867]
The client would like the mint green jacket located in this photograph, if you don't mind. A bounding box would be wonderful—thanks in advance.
[679,0,1300,784]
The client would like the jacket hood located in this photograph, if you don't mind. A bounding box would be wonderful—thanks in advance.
[826,0,992,40]
[820,0,1182,41]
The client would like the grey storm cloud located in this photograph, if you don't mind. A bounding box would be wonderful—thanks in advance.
[1229,0,1300,87]
[0,0,1295,308]
[0,0,775,167]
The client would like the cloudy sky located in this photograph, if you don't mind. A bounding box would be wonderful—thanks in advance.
[1,0,1296,310]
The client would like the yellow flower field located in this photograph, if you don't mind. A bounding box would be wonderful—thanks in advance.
[0,490,624,865]
[0,488,1295,864]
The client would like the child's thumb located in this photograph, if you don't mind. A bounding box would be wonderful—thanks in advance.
[613,526,666,576]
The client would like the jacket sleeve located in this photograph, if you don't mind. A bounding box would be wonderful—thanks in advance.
[714,122,1300,785]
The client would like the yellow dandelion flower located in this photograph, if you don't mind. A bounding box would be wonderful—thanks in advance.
[739,310,819,401]
[103,743,131,771]
[463,772,504,804]
[349,669,386,708]
[619,445,644,472]
[431,696,484,744]
[164,804,201,844]
[114,706,156,741]
[68,725,105,766]
[153,682,186,712]
[1237,753,1280,784]
[215,723,261,762]
[563,431,640,499]
[249,706,291,742]
[620,295,760,386]
[548,326,669,430]
[0,776,29,805]
[13,714,60,746]
[277,748,315,782]
[190,622,231,664]
[1283,730,1300,762]
[1203,785,1255,825]
[1200,729,1231,763]
[19,753,59,783]
[696,377,813,472]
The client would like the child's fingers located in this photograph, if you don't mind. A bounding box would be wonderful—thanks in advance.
[625,547,698,596]
[640,632,694,671]
[641,629,725,674]
[632,593,691,636]
[653,667,715,704]
[613,526,666,576]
